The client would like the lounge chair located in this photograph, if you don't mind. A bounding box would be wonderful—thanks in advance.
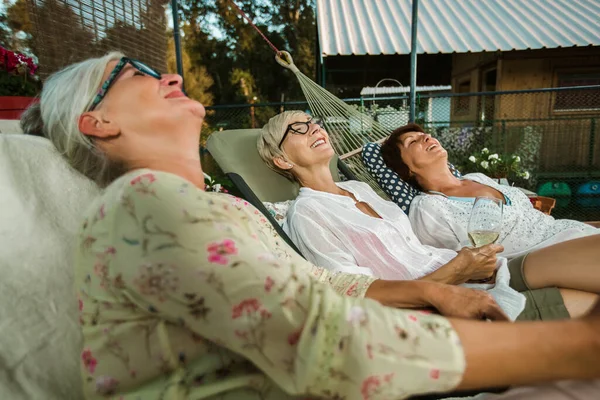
[0,133,100,399]
[206,128,510,400]
[206,128,357,256]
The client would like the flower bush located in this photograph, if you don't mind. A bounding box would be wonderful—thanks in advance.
[466,147,530,180]
[0,46,41,96]
[431,126,492,172]
[204,174,232,193]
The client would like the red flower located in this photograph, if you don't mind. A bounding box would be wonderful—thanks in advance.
[361,376,381,400]
[366,344,373,359]
[408,315,418,322]
[130,173,156,186]
[78,298,83,311]
[384,373,394,383]
[287,330,301,346]
[0,47,38,76]
[430,369,440,380]
[81,349,98,374]
[234,329,248,339]
[207,239,238,265]
[345,282,358,296]
[264,276,274,292]
[231,298,261,319]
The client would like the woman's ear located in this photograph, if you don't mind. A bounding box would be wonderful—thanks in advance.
[78,111,121,140]
[273,156,293,170]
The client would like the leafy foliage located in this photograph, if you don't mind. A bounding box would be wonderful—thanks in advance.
[177,0,316,105]
[465,148,530,180]
[166,35,214,106]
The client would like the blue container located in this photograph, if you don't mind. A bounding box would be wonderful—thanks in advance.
[576,181,600,208]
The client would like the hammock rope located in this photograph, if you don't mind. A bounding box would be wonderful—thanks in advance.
[229,1,392,198]
[276,51,391,197]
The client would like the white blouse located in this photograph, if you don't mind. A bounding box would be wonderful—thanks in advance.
[409,173,599,259]
[283,180,526,320]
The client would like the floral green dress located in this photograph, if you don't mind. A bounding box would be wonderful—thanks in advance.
[76,169,465,400]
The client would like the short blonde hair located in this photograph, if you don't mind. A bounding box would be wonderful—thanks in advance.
[20,51,126,187]
[257,110,307,182]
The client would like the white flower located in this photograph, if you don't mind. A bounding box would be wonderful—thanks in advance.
[522,171,530,180]
[469,156,477,163]
[96,376,120,395]
[482,148,489,153]
[512,155,521,162]
[347,306,367,326]
[488,154,499,160]
[480,161,489,169]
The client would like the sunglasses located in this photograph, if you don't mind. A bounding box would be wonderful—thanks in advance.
[88,57,162,111]
[278,117,324,148]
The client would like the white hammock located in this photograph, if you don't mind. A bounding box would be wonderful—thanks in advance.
[276,51,392,198]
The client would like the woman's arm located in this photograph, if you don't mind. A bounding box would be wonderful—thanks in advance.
[366,279,508,320]
[107,173,466,398]
[418,244,502,285]
[106,172,600,396]
[453,309,600,390]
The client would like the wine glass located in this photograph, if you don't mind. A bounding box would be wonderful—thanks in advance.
[466,197,503,284]
[468,197,503,248]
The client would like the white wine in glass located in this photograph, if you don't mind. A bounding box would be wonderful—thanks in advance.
[468,197,503,247]
[468,230,500,247]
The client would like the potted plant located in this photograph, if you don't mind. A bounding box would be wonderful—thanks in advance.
[466,147,530,185]
[0,46,41,119]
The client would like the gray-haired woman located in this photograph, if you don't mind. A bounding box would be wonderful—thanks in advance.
[23,53,600,399]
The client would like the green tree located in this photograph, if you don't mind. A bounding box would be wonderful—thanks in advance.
[4,0,32,51]
[0,11,11,48]
[176,0,317,104]
[166,35,214,106]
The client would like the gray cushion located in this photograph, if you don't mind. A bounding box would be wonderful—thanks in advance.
[206,128,341,203]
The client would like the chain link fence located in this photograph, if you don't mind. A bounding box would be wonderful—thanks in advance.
[202,86,600,222]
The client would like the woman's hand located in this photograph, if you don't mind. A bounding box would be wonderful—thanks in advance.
[422,244,504,285]
[427,283,509,321]
[452,244,504,284]
[365,280,509,321]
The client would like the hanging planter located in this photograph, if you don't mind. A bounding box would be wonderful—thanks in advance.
[0,96,37,120]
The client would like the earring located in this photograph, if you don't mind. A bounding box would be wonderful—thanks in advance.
[287,163,293,167]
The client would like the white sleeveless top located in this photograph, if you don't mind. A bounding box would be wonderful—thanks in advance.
[409,173,598,259]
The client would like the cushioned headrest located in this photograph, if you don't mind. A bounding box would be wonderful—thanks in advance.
[0,134,100,399]
[362,142,462,213]
[206,128,341,203]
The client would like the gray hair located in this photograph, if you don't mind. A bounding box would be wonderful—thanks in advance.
[257,110,307,182]
[20,51,127,187]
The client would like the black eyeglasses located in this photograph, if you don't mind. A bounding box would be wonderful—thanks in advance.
[278,117,324,148]
[88,57,162,111]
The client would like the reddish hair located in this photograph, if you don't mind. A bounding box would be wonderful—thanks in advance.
[380,123,425,191]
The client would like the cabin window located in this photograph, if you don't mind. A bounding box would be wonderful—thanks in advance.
[455,78,471,114]
[554,71,600,112]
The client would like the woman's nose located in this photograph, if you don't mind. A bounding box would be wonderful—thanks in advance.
[160,74,183,88]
